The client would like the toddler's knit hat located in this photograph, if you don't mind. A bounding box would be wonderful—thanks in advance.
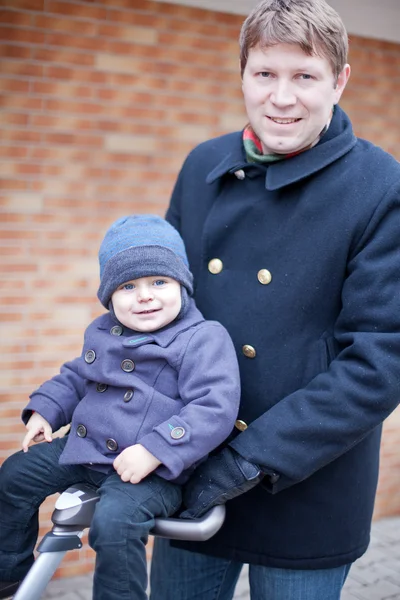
[97,215,193,309]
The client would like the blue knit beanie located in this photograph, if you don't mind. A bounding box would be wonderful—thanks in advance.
[97,215,193,309]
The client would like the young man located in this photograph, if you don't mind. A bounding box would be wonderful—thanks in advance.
[149,1,400,599]
[0,215,241,600]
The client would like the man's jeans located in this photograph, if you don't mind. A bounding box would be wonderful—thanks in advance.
[150,538,351,600]
[0,437,181,600]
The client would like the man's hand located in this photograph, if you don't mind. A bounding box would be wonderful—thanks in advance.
[22,413,53,452]
[113,444,162,484]
[180,447,263,519]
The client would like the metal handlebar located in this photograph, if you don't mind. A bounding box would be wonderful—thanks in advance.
[14,483,225,600]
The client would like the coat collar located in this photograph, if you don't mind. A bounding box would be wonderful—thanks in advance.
[98,299,205,348]
[206,106,357,191]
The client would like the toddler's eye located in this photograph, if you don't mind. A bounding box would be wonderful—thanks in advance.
[154,279,166,286]
[123,283,134,290]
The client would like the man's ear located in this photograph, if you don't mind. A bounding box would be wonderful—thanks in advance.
[334,63,351,104]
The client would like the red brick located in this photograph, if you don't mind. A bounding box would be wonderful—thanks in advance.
[0,43,31,59]
[34,15,97,36]
[0,0,43,8]
[0,9,32,26]
[46,1,108,20]
[32,80,94,99]
[44,98,104,115]
[0,59,43,77]
[0,93,43,110]
[0,25,45,44]
[33,47,95,66]
[0,179,28,191]
[1,129,41,143]
[44,64,107,84]
[0,111,29,125]
[45,32,108,52]
[0,146,28,158]
[0,76,30,93]
[43,132,102,146]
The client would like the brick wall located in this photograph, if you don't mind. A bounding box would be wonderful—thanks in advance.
[1,0,399,579]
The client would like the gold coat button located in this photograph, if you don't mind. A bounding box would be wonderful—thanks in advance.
[208,258,223,274]
[235,419,248,431]
[257,269,272,285]
[242,344,256,358]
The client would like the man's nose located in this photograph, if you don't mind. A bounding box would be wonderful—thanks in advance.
[270,79,296,107]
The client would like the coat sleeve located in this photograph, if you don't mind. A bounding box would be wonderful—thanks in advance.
[230,183,400,492]
[138,323,241,480]
[22,357,86,431]
[165,170,182,231]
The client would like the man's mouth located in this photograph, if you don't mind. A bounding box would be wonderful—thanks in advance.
[267,116,301,124]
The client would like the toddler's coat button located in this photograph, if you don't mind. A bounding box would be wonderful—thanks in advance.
[257,269,272,285]
[110,325,123,336]
[121,359,135,372]
[96,383,108,393]
[84,350,96,364]
[170,426,185,440]
[234,169,245,180]
[106,438,118,452]
[242,345,256,359]
[76,424,87,438]
[208,258,223,274]
[235,419,248,431]
[124,390,134,402]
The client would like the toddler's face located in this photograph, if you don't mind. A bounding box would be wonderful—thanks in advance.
[111,275,182,332]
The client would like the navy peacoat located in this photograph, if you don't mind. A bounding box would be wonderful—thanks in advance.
[167,106,400,568]
[23,300,241,482]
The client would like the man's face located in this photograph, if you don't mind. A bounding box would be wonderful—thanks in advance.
[242,43,350,155]
[111,275,182,332]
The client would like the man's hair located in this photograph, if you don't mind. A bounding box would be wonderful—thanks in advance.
[239,0,348,80]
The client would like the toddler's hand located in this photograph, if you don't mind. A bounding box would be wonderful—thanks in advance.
[22,413,53,452]
[113,444,162,484]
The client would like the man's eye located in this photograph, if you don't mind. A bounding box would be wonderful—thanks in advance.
[299,74,312,80]
[259,71,271,78]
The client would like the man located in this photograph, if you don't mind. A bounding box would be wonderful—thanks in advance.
[149,0,400,598]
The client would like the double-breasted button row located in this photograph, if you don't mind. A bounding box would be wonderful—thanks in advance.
[76,425,119,452]
[207,261,272,285]
[86,353,135,373]
[96,383,133,402]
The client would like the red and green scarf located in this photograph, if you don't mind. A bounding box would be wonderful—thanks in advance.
[243,113,332,164]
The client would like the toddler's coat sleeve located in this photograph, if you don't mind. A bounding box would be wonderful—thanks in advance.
[22,357,85,431]
[139,322,241,480]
